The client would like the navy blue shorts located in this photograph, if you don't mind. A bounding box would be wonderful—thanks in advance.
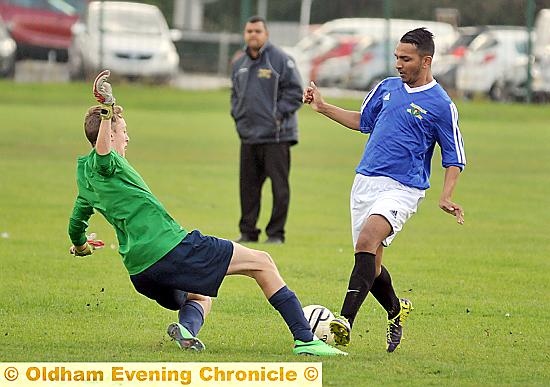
[130,230,234,310]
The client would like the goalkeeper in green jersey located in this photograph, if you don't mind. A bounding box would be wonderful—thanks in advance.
[67,70,346,357]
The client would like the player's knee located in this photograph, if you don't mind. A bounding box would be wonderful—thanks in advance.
[355,239,376,253]
[259,250,278,271]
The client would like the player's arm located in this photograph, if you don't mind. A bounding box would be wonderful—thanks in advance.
[68,196,94,255]
[92,70,116,155]
[68,196,105,256]
[435,102,466,224]
[439,167,464,225]
[303,81,360,130]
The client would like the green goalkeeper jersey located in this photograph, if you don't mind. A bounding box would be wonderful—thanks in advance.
[68,149,188,275]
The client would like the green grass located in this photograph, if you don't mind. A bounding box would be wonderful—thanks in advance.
[0,80,549,386]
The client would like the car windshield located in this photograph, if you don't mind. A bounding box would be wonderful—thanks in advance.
[93,8,164,35]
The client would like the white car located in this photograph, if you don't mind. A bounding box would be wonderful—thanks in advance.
[345,19,458,91]
[69,1,181,82]
[455,27,529,100]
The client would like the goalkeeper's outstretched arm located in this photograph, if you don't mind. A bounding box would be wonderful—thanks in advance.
[92,70,116,155]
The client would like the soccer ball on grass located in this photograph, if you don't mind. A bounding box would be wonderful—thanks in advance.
[302,304,335,344]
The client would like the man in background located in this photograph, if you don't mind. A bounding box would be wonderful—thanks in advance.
[230,16,303,244]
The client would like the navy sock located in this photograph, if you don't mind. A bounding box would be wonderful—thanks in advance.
[268,286,314,342]
[340,251,376,327]
[178,301,204,337]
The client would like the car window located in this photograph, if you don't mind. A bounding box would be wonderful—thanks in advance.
[5,0,86,15]
[515,39,528,54]
[90,8,165,35]
[469,34,497,52]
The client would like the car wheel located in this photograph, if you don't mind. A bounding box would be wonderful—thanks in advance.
[2,58,16,78]
[489,80,511,102]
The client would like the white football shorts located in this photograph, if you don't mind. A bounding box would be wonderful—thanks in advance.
[350,174,425,248]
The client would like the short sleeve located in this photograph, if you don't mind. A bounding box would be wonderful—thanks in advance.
[359,81,385,134]
[436,102,466,170]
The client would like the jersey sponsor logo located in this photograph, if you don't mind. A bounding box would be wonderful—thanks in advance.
[383,92,391,100]
[258,68,272,79]
[406,102,428,120]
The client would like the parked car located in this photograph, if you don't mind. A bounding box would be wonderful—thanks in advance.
[432,26,486,91]
[0,0,86,62]
[345,19,458,90]
[455,27,529,100]
[499,56,549,102]
[0,15,15,77]
[285,18,458,88]
[69,1,181,82]
[310,35,362,86]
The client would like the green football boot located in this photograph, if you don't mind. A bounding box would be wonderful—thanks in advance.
[167,322,205,352]
[293,339,348,356]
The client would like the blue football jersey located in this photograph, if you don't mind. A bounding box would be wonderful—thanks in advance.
[357,77,466,190]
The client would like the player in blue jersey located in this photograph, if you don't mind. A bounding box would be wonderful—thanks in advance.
[303,28,466,352]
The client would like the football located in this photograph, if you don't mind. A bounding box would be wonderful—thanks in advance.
[302,304,335,344]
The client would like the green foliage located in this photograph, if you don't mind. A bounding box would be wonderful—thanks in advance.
[0,80,549,385]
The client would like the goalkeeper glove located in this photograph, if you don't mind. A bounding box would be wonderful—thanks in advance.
[71,243,93,256]
[92,69,116,120]
[70,233,105,257]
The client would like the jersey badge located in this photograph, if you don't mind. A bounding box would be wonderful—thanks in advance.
[406,102,427,120]
[383,92,391,101]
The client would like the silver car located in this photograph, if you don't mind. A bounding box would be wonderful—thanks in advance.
[69,1,181,82]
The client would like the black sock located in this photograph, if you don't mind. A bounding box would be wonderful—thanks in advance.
[370,265,400,319]
[340,252,376,327]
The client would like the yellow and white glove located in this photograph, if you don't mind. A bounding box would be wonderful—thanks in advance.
[70,233,105,257]
[92,69,116,120]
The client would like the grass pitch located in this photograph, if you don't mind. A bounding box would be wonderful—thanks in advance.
[0,80,549,386]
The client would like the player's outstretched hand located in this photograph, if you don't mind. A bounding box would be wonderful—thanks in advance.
[302,81,324,112]
[69,233,105,257]
[93,70,115,105]
[439,199,464,225]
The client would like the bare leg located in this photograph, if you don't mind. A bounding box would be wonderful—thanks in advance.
[226,242,285,298]
[226,241,315,343]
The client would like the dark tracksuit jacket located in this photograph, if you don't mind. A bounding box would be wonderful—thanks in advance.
[230,41,303,145]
